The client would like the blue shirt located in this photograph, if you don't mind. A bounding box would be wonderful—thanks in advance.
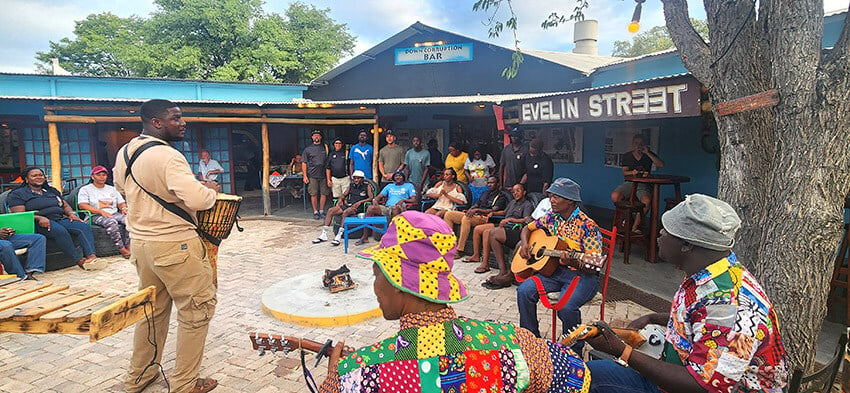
[380,183,416,206]
[348,143,373,179]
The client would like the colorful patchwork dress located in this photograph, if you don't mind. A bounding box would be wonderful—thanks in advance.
[663,252,788,393]
[318,308,590,393]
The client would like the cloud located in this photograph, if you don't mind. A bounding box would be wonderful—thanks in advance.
[0,0,155,73]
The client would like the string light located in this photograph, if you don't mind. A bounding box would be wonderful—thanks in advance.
[628,0,645,33]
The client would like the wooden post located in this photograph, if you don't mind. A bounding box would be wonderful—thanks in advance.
[261,118,270,216]
[372,116,379,183]
[47,121,62,193]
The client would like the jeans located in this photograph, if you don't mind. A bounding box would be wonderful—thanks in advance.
[586,360,661,393]
[0,233,47,278]
[517,266,598,338]
[36,218,96,261]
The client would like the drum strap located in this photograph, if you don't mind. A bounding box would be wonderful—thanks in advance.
[123,140,222,246]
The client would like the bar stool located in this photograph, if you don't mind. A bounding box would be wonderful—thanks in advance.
[664,197,682,212]
[613,200,648,264]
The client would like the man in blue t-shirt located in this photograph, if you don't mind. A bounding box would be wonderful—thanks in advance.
[357,171,416,245]
[348,130,374,180]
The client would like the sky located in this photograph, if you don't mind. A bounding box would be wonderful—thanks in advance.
[0,0,847,74]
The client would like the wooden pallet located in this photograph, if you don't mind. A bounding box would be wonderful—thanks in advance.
[0,277,155,342]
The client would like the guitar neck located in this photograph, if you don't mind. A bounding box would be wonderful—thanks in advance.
[249,332,353,357]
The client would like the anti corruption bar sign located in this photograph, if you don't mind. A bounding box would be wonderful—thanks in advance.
[517,75,702,124]
[395,43,473,66]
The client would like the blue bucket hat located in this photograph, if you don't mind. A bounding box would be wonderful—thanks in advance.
[546,178,581,202]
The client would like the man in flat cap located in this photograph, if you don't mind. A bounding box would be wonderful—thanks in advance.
[585,194,787,393]
[318,211,590,393]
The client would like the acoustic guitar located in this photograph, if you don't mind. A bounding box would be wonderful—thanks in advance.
[559,322,647,348]
[559,322,666,360]
[249,332,354,366]
[510,229,607,279]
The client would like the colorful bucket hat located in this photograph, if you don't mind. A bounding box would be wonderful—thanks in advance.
[357,211,468,303]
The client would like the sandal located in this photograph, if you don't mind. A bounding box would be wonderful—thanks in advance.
[462,257,480,263]
[481,280,511,290]
[355,239,368,246]
[474,266,490,274]
[189,377,218,393]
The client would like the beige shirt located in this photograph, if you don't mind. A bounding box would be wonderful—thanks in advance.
[114,135,217,241]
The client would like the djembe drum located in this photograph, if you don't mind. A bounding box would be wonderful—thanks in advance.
[196,194,243,286]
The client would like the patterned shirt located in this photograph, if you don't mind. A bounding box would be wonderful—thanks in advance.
[528,208,602,256]
[318,307,590,393]
[663,252,787,393]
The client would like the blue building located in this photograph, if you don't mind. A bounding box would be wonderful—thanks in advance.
[0,73,374,200]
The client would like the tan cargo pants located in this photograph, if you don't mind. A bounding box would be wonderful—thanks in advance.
[443,210,486,252]
[125,237,217,393]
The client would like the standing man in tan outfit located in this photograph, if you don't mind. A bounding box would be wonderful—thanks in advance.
[114,99,219,393]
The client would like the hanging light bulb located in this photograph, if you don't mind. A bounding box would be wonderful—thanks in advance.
[628,0,645,33]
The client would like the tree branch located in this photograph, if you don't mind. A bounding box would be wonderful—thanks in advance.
[823,3,850,67]
[661,0,712,86]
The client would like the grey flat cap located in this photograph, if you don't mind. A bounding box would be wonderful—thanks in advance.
[661,194,741,251]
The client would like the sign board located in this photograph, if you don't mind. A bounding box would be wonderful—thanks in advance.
[395,43,473,66]
[715,89,778,116]
[517,75,701,124]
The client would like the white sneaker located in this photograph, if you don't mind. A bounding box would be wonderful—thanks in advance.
[331,239,341,246]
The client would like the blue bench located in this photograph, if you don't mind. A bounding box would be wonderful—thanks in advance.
[343,216,388,253]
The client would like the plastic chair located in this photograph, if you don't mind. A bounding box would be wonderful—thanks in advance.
[787,327,847,393]
[514,225,617,341]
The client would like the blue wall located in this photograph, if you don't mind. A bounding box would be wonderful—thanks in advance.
[551,116,718,209]
[306,30,591,100]
[0,73,306,102]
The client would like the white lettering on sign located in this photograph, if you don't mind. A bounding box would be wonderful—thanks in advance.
[520,97,583,122]
[395,43,473,65]
[520,82,691,123]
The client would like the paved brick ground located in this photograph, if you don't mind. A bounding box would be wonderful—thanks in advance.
[0,218,652,393]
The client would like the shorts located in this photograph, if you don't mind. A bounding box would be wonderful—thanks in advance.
[378,204,403,218]
[331,176,351,198]
[504,226,522,248]
[614,181,651,200]
[342,203,366,214]
[307,177,331,196]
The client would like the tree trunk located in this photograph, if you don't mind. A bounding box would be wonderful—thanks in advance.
[664,0,850,371]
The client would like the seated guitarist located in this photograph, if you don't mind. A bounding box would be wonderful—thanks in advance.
[584,195,787,393]
[318,211,590,393]
[517,177,602,351]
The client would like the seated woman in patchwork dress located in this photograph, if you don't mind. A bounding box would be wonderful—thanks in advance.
[318,211,591,393]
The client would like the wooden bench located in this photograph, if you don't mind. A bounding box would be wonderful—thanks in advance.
[0,278,155,342]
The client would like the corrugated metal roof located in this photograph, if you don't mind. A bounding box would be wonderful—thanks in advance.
[0,74,694,107]
[522,49,622,74]
[594,48,680,69]
[0,72,308,87]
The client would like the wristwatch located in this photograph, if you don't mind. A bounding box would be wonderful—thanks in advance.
[615,344,633,367]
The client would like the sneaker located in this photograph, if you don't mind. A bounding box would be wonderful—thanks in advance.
[331,239,340,246]
[320,211,327,218]
[78,258,107,271]
[313,232,328,243]
[313,211,320,220]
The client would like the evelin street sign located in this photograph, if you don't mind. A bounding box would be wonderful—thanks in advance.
[517,75,702,124]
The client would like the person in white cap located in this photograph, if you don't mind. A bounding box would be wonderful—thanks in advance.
[585,194,787,393]
[313,170,373,246]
